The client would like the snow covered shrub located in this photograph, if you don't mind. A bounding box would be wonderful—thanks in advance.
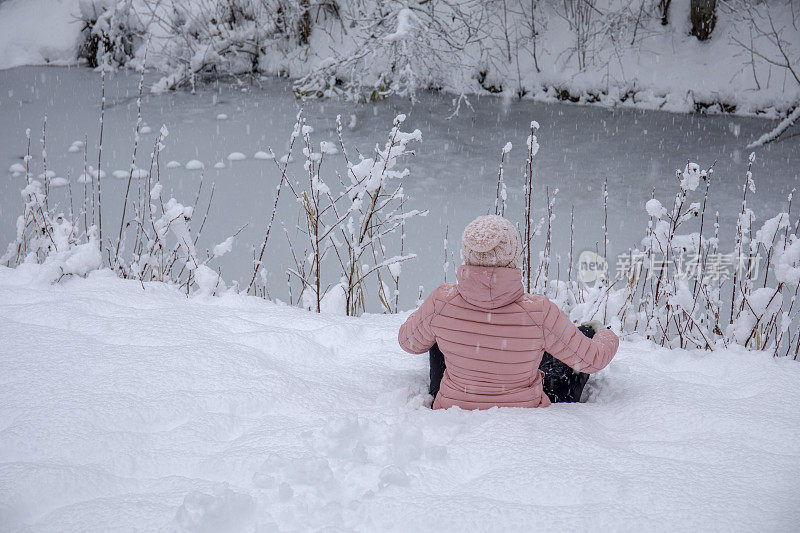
[3,75,237,295]
[609,162,721,349]
[292,0,667,102]
[148,0,264,92]
[0,123,230,293]
[1,128,102,283]
[146,0,324,92]
[108,124,239,296]
[78,0,145,68]
[62,0,798,137]
[499,128,799,356]
[248,113,425,315]
[293,2,486,101]
[601,154,800,355]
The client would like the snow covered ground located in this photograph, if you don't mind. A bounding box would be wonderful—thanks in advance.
[1,266,799,531]
[0,0,80,69]
[1,1,797,116]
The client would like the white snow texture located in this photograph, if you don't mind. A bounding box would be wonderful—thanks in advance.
[1,1,798,116]
[0,268,798,531]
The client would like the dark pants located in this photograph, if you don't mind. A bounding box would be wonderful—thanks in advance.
[428,325,595,404]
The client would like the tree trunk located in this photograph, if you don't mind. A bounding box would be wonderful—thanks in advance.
[690,0,717,41]
[659,0,672,25]
[297,0,311,45]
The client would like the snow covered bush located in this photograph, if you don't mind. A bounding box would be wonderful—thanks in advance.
[77,0,145,68]
[502,126,800,356]
[612,154,800,355]
[248,113,426,315]
[1,127,103,283]
[2,98,236,295]
[143,0,335,92]
[293,2,487,101]
[147,0,272,92]
[104,120,242,295]
[0,178,102,284]
[60,0,800,128]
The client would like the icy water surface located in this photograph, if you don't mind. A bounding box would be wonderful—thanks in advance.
[1,66,798,309]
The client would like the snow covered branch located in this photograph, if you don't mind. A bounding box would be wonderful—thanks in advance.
[273,113,426,315]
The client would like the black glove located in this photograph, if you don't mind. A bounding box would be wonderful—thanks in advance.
[580,320,608,336]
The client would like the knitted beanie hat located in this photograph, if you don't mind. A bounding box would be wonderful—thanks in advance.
[461,215,520,268]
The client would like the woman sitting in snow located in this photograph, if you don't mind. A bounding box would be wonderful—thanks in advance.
[398,215,619,410]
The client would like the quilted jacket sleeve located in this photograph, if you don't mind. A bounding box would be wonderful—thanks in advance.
[528,295,619,373]
[398,286,444,354]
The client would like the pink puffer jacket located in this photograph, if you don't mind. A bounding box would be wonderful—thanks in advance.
[399,265,619,410]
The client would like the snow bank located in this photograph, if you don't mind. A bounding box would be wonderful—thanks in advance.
[1,1,797,118]
[0,268,798,531]
[0,0,82,69]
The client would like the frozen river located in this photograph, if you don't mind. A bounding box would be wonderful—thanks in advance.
[1,66,798,309]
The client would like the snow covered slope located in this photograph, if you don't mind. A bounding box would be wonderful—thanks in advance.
[1,266,799,531]
[0,0,82,69]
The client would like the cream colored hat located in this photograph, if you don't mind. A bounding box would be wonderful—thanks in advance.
[461,215,520,268]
